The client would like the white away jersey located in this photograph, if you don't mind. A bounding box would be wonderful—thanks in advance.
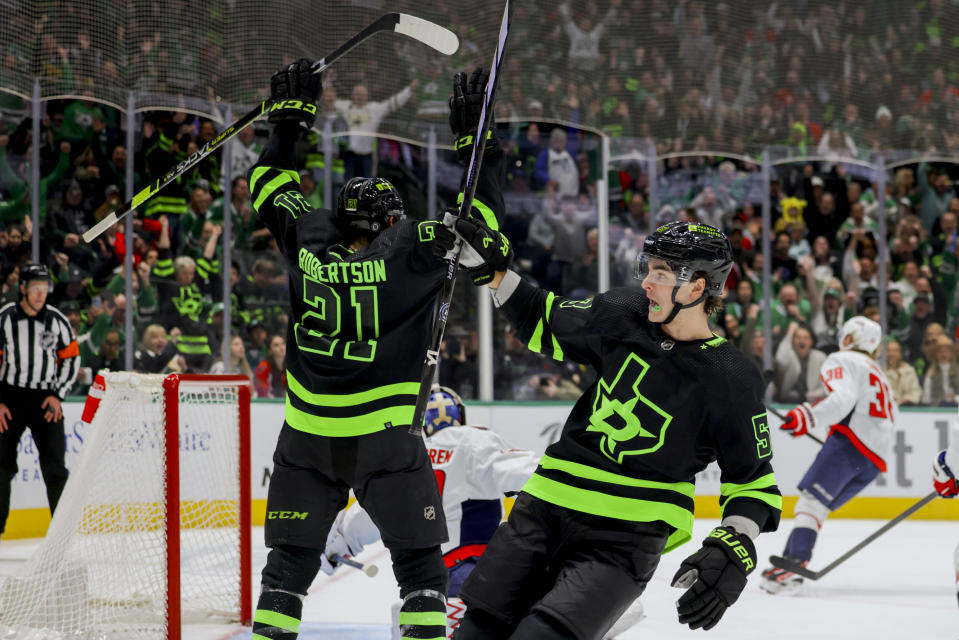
[338,426,540,556]
[427,426,541,554]
[811,350,898,470]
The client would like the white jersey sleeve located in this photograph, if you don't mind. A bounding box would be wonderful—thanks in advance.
[427,426,540,553]
[810,350,897,470]
[944,422,959,472]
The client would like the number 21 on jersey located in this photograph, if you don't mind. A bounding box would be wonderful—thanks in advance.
[295,274,380,362]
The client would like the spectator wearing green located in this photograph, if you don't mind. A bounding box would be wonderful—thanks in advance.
[151,216,219,373]
[918,162,954,233]
[0,136,71,226]
[769,282,810,340]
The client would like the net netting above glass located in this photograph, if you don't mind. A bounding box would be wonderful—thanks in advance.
[4,0,958,157]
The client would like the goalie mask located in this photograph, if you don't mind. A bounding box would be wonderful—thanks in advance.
[634,221,733,324]
[336,177,405,235]
[424,384,466,436]
[838,316,882,355]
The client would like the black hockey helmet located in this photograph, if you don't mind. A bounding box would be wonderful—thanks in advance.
[634,221,732,324]
[336,177,405,235]
[424,384,466,436]
[634,221,733,296]
[19,262,51,284]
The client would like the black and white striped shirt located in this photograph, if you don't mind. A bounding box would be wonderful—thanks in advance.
[0,301,80,398]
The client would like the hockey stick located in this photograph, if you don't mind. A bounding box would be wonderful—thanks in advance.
[769,490,938,580]
[767,405,825,445]
[409,0,512,436]
[329,553,379,578]
[83,13,459,243]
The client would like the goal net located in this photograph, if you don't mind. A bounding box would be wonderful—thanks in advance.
[0,373,252,640]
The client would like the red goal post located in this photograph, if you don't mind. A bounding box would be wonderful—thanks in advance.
[163,374,252,637]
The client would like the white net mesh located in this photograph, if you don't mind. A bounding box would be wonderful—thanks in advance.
[0,373,247,640]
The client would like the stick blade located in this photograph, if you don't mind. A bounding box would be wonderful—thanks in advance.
[395,14,459,55]
[83,211,119,243]
[769,555,820,580]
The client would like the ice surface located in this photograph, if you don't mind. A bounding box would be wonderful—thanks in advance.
[3,518,956,640]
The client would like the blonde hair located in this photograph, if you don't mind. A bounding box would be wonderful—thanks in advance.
[140,324,167,352]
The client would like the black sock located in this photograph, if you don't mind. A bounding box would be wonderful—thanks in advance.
[252,588,303,640]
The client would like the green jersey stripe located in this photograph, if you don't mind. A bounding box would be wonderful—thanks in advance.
[538,455,695,496]
[285,398,413,436]
[287,371,418,408]
[522,473,694,552]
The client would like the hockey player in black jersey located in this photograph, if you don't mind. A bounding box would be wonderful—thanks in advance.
[248,60,505,640]
[435,220,783,639]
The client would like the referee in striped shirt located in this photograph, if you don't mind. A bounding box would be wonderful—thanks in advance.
[0,263,79,540]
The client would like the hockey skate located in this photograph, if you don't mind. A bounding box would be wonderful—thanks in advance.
[759,560,806,595]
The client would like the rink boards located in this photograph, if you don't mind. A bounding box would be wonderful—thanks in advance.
[5,401,957,538]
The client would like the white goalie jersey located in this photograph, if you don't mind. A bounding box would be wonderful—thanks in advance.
[809,350,898,470]
[332,425,540,559]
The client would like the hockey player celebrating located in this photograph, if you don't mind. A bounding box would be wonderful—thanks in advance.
[932,423,959,608]
[248,61,505,640]
[434,219,782,638]
[761,316,897,594]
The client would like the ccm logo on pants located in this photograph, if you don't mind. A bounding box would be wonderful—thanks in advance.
[268,511,309,520]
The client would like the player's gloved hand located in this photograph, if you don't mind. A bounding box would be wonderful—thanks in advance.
[269,58,322,129]
[934,450,959,497]
[439,210,512,285]
[320,512,364,576]
[780,403,814,438]
[671,526,756,631]
[448,68,499,162]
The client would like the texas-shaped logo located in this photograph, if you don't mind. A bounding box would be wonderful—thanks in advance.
[586,353,672,463]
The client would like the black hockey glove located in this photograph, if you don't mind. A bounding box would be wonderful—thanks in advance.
[671,527,756,631]
[269,58,322,129]
[448,68,499,162]
[452,211,512,285]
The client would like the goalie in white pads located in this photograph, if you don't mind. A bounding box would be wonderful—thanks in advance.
[932,422,959,609]
[762,316,897,594]
[322,385,539,636]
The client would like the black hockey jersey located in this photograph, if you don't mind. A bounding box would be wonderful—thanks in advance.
[249,122,504,437]
[500,281,782,552]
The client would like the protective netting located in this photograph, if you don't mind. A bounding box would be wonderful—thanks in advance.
[6,1,959,155]
[0,373,246,639]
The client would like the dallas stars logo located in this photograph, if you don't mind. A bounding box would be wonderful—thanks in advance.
[586,353,672,463]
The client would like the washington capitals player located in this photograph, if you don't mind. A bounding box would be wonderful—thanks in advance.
[248,61,505,640]
[932,423,959,608]
[322,385,540,636]
[433,219,782,639]
[762,316,897,594]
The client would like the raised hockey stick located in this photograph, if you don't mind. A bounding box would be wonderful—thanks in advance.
[767,406,825,446]
[769,490,938,581]
[83,13,459,243]
[409,0,512,436]
[329,553,379,578]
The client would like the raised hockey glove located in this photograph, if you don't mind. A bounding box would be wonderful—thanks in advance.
[781,403,814,438]
[441,210,512,285]
[269,58,322,129]
[934,450,959,498]
[671,527,756,631]
[449,68,499,162]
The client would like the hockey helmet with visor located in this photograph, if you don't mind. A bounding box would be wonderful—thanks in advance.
[634,221,733,324]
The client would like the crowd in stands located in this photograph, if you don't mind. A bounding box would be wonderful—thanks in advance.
[2,0,959,404]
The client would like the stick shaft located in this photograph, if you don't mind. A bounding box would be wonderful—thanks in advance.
[767,405,825,445]
[409,0,511,436]
[84,13,458,243]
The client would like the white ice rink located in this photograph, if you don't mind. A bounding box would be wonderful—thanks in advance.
[1,518,956,640]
